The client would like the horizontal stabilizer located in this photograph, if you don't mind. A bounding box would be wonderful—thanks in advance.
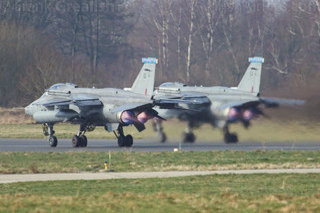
[218,100,260,111]
[260,97,305,108]
[155,115,166,121]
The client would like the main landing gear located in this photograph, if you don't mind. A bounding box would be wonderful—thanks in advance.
[113,125,133,147]
[182,123,196,143]
[43,122,135,148]
[43,124,58,147]
[72,123,88,147]
[152,119,167,143]
[43,123,88,148]
[223,126,238,144]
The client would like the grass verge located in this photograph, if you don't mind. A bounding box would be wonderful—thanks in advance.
[0,174,319,212]
[0,151,319,174]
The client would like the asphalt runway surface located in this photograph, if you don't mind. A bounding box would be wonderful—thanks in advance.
[0,138,319,152]
[1,169,320,184]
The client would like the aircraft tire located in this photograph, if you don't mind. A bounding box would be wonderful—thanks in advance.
[159,132,167,143]
[231,134,239,143]
[182,132,196,143]
[125,135,133,147]
[72,135,81,147]
[49,136,58,147]
[224,133,238,144]
[80,135,88,147]
[117,136,125,147]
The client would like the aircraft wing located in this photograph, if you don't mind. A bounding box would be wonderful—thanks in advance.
[111,102,153,113]
[36,97,71,106]
[73,99,102,107]
[42,94,102,107]
[154,93,211,106]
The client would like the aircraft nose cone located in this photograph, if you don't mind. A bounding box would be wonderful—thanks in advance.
[24,104,34,116]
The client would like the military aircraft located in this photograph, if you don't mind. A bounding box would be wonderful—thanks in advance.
[25,58,165,148]
[152,56,304,144]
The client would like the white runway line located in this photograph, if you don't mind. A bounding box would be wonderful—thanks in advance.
[1,169,320,184]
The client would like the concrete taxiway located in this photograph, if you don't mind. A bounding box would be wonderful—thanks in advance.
[1,169,320,184]
[0,138,319,152]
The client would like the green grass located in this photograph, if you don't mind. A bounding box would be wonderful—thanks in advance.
[0,119,319,142]
[0,151,319,174]
[0,174,319,212]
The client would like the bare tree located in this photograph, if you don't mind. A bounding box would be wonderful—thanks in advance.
[221,0,241,80]
[185,0,198,82]
[169,5,183,75]
[151,0,171,77]
[198,0,222,76]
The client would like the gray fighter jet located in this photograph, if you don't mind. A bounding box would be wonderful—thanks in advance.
[25,58,164,148]
[153,57,304,143]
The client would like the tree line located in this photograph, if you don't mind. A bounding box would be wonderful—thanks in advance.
[0,0,319,107]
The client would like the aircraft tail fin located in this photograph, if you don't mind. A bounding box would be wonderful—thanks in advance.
[131,58,158,97]
[237,57,264,95]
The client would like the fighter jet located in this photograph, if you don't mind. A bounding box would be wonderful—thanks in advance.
[25,58,164,148]
[152,56,304,143]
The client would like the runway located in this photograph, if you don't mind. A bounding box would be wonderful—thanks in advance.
[0,138,319,152]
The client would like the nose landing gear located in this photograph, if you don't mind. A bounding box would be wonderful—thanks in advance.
[43,124,58,147]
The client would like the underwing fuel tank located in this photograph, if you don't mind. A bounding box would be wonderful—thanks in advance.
[33,110,79,123]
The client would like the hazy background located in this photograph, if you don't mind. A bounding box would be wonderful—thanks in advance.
[0,0,319,114]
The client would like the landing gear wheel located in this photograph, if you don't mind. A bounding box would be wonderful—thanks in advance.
[80,135,88,147]
[182,132,196,143]
[158,132,167,143]
[72,135,81,147]
[117,136,125,147]
[124,135,133,147]
[224,133,238,144]
[49,136,58,147]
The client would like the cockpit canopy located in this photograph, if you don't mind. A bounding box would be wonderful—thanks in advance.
[48,83,78,91]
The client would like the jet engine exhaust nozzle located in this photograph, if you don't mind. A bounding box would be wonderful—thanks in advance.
[120,111,135,125]
[137,111,155,124]
[228,107,240,122]
[242,109,255,121]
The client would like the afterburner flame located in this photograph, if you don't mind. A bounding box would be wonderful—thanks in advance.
[137,111,154,124]
[120,111,135,124]
[242,109,255,121]
[228,107,240,122]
